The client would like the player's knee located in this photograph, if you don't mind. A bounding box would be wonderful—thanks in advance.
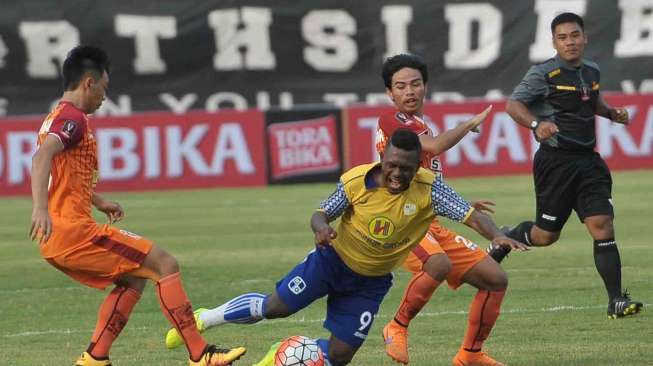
[328,348,355,366]
[587,217,614,239]
[263,293,291,319]
[115,276,147,293]
[157,253,180,276]
[533,231,559,246]
[423,254,451,281]
[486,269,508,291]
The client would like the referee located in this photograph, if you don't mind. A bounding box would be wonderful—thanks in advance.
[488,12,642,319]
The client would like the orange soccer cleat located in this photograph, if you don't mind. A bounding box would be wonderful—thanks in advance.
[452,348,505,366]
[383,320,410,364]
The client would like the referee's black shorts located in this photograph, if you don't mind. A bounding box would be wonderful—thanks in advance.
[533,145,614,232]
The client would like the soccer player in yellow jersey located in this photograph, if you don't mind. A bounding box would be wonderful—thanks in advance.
[30,45,244,366]
[164,129,527,366]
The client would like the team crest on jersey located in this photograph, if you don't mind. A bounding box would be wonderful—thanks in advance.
[395,112,410,123]
[61,120,77,138]
[288,276,306,295]
[368,216,395,240]
[403,203,416,216]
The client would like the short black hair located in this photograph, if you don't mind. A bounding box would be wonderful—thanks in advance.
[62,45,110,91]
[389,128,422,157]
[551,12,584,34]
[382,53,428,89]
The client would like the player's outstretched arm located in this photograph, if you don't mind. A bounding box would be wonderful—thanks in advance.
[596,94,629,124]
[30,135,64,243]
[464,210,529,251]
[311,211,337,248]
[92,193,124,224]
[419,105,492,155]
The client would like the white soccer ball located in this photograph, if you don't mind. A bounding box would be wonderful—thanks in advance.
[274,335,324,366]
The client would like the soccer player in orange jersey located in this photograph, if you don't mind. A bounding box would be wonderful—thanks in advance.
[29,45,245,366]
[377,54,523,366]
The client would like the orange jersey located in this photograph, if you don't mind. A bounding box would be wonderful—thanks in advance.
[38,101,101,257]
[376,111,449,238]
[375,111,442,174]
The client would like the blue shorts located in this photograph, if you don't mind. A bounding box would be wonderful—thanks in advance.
[275,246,393,348]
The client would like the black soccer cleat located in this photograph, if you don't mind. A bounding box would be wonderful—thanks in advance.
[608,291,643,319]
[487,245,511,263]
[487,226,512,263]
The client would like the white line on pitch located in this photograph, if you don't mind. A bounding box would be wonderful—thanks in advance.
[5,303,646,338]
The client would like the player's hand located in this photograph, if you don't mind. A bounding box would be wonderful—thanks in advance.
[30,208,52,243]
[467,105,493,133]
[609,107,630,124]
[95,200,125,224]
[491,235,529,251]
[314,225,337,248]
[534,120,558,141]
[471,200,495,215]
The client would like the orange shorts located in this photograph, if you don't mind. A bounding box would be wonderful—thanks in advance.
[403,224,487,289]
[44,225,153,290]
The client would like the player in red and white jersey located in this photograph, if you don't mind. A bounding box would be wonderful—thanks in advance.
[378,54,527,366]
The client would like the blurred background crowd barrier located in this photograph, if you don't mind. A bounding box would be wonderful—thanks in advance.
[1,0,652,195]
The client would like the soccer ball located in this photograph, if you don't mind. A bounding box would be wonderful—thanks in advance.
[274,335,324,366]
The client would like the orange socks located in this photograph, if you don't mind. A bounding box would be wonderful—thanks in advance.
[156,272,207,361]
[395,271,442,326]
[462,290,506,351]
[87,286,140,358]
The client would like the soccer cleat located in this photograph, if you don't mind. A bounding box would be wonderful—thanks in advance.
[189,345,246,366]
[252,341,281,366]
[608,291,643,319]
[166,308,208,349]
[383,320,409,364]
[452,348,505,366]
[74,352,112,366]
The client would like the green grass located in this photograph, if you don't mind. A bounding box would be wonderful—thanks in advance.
[1,171,651,366]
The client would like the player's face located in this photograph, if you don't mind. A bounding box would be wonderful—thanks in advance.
[386,67,426,116]
[381,145,420,194]
[553,22,587,65]
[84,70,109,114]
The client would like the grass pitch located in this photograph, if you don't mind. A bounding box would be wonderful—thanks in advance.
[1,171,651,366]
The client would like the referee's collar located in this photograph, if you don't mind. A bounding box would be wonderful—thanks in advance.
[554,55,583,70]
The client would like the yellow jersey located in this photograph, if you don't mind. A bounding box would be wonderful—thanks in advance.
[318,162,474,276]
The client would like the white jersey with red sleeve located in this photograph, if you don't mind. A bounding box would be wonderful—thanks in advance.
[375,111,442,174]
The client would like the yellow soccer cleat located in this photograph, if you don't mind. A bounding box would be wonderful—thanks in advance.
[74,352,112,366]
[383,320,409,364]
[166,307,208,349]
[190,345,247,366]
[452,348,505,366]
[252,341,281,366]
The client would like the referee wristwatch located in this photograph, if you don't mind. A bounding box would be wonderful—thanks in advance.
[530,120,540,130]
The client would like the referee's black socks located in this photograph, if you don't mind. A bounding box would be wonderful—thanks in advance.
[593,238,622,301]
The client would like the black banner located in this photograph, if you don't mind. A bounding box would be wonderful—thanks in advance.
[1,0,652,116]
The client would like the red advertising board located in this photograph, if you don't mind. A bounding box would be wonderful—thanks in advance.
[344,94,653,177]
[268,115,340,179]
[0,110,266,195]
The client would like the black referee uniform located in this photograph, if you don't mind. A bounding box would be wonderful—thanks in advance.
[489,54,643,318]
[513,55,612,231]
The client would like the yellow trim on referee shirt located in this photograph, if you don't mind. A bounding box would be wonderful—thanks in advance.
[555,85,577,91]
[548,68,561,78]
